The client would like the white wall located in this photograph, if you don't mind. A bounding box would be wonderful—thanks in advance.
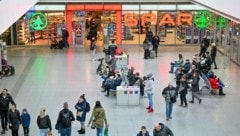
[0,0,39,35]
[191,0,240,22]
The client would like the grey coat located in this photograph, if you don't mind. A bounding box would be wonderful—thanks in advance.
[153,123,174,136]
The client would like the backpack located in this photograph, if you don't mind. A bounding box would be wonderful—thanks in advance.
[85,102,90,112]
[61,111,71,127]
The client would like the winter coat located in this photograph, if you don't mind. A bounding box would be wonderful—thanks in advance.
[8,109,21,130]
[201,38,209,49]
[182,62,191,74]
[153,123,174,136]
[209,77,219,90]
[57,109,75,128]
[152,35,160,47]
[146,31,153,41]
[0,93,15,111]
[191,76,200,92]
[145,78,154,94]
[162,86,178,103]
[178,81,188,95]
[75,101,87,122]
[21,113,31,127]
[89,107,107,129]
[137,130,150,136]
[211,46,217,58]
[37,115,52,130]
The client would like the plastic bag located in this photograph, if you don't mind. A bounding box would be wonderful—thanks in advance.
[104,128,108,136]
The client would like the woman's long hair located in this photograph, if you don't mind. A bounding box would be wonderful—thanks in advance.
[39,108,46,118]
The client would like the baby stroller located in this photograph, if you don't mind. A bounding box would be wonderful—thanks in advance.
[1,58,15,77]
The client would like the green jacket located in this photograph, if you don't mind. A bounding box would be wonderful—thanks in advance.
[88,107,107,128]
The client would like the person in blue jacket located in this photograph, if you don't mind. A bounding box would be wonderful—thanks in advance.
[20,108,31,136]
[137,126,150,136]
[75,94,87,134]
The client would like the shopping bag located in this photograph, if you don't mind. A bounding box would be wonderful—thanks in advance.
[104,128,109,136]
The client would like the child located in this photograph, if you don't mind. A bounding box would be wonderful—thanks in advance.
[21,108,31,136]
[137,126,150,136]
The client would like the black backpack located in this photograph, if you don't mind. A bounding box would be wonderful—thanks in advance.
[61,111,71,127]
[85,102,90,112]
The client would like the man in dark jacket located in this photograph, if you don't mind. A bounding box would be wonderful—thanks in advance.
[152,34,160,57]
[153,123,174,136]
[199,35,209,57]
[210,43,218,69]
[182,59,191,74]
[0,88,15,134]
[61,28,69,48]
[56,102,75,136]
[162,83,178,121]
[189,72,202,104]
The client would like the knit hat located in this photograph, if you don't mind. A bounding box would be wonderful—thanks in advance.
[147,73,153,78]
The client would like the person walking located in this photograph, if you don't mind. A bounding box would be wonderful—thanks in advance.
[199,35,209,57]
[37,108,52,136]
[162,82,178,121]
[137,126,150,136]
[143,39,150,59]
[0,88,15,134]
[189,72,202,104]
[88,101,108,136]
[8,104,21,136]
[153,123,174,136]
[178,76,188,107]
[145,74,154,113]
[61,28,69,48]
[90,36,97,61]
[56,102,75,136]
[20,108,31,136]
[210,43,218,69]
[75,94,88,134]
[152,34,160,57]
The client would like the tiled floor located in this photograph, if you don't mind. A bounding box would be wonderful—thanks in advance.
[1,45,240,136]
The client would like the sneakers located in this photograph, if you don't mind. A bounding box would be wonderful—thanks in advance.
[1,130,5,134]
[146,106,151,110]
[219,93,226,96]
[199,99,202,104]
[169,71,173,74]
[147,108,154,113]
[189,101,194,103]
[78,129,85,134]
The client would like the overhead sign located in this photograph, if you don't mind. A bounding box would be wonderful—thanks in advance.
[193,10,213,29]
[29,12,48,30]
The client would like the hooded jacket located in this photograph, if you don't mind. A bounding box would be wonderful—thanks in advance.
[145,77,154,94]
[153,123,174,136]
[89,107,107,128]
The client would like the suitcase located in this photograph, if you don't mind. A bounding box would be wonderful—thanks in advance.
[9,66,15,75]
[58,40,64,49]
[149,50,155,59]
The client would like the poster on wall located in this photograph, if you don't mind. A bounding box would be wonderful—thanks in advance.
[193,28,200,44]
[185,27,192,44]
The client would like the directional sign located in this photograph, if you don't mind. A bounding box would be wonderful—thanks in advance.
[194,11,213,29]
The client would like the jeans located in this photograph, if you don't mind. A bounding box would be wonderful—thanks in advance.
[147,93,153,108]
[170,63,180,72]
[96,128,103,136]
[166,102,173,118]
[39,129,49,136]
[61,127,72,136]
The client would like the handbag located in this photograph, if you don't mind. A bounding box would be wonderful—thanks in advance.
[91,120,96,129]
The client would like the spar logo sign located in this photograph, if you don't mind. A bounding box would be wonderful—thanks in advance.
[29,12,48,30]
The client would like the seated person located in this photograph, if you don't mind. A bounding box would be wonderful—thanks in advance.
[105,73,122,96]
[101,67,115,89]
[127,67,135,80]
[50,33,58,49]
[1,58,10,75]
[169,54,184,73]
[129,72,140,86]
[208,74,226,95]
[108,40,117,57]
[182,59,191,74]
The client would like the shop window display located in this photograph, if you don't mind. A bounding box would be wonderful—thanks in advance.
[16,11,65,45]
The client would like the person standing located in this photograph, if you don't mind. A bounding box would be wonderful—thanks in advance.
[189,72,202,104]
[8,104,21,136]
[88,101,108,136]
[210,43,218,69]
[20,108,31,136]
[178,76,188,107]
[0,88,15,134]
[75,94,87,134]
[56,102,75,136]
[61,28,69,48]
[145,74,154,113]
[153,123,174,136]
[152,34,160,57]
[137,126,150,136]
[90,37,97,61]
[145,28,153,42]
[37,108,52,136]
[162,82,178,121]
[199,35,209,57]
[143,39,150,59]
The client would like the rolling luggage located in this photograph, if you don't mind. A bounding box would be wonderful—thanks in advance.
[58,40,64,49]
[149,50,155,59]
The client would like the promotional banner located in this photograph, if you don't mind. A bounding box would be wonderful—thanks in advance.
[191,0,240,22]
[0,0,39,35]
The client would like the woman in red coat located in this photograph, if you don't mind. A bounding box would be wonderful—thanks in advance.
[208,75,225,95]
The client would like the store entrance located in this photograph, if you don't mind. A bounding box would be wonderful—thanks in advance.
[73,11,116,47]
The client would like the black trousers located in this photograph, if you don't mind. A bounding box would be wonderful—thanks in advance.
[199,47,207,57]
[23,127,29,135]
[11,126,19,136]
[144,49,149,59]
[180,94,187,106]
[0,110,8,130]
[153,46,158,57]
[211,56,217,68]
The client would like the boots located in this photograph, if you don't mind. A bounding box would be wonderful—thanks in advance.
[147,108,154,113]
[78,129,85,134]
